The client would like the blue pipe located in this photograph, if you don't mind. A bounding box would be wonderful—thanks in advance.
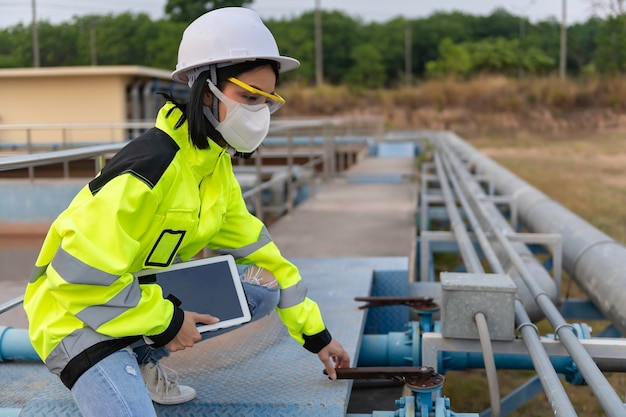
[441,352,582,384]
[358,332,583,384]
[357,332,414,367]
[0,326,39,362]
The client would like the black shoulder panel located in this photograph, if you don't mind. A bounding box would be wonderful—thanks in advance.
[89,128,180,195]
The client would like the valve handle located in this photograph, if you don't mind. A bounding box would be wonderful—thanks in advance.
[324,366,444,388]
[354,296,438,311]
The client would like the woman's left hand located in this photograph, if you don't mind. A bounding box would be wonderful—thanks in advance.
[317,339,350,380]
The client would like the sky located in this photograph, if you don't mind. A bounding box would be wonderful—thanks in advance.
[0,0,610,29]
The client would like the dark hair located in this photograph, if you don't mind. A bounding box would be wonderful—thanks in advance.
[163,59,280,150]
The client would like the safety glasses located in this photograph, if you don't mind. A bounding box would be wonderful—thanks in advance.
[228,77,285,114]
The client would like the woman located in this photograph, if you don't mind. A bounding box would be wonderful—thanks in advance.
[24,7,350,417]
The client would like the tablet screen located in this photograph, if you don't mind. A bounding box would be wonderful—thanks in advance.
[136,255,251,333]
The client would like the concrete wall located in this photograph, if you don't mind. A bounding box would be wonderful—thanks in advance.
[0,75,126,143]
[0,179,85,223]
[0,66,176,146]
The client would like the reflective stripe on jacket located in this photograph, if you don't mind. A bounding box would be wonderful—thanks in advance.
[23,102,329,387]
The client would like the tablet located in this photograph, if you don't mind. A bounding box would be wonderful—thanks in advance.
[135,255,251,333]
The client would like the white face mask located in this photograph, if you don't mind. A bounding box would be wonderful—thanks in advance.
[204,80,270,153]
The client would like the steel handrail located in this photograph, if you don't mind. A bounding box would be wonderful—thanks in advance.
[0,296,24,315]
[437,137,623,417]
[0,144,124,172]
[0,115,383,132]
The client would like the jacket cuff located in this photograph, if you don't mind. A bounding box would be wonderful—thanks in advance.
[302,328,332,353]
[148,298,184,347]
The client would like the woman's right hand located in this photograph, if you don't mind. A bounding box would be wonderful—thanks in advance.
[165,311,219,352]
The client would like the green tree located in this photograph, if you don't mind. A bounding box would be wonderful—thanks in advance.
[83,13,159,65]
[566,18,602,74]
[594,14,626,74]
[466,37,521,74]
[269,10,365,85]
[522,19,561,70]
[165,0,252,23]
[366,18,410,85]
[265,17,315,83]
[145,20,187,70]
[318,11,366,85]
[39,21,83,66]
[473,8,522,39]
[410,12,477,76]
[0,7,610,85]
[425,37,471,78]
[520,46,556,74]
[0,24,31,67]
[344,43,385,88]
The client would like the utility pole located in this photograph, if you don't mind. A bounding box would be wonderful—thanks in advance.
[90,20,97,66]
[559,0,567,79]
[404,23,412,85]
[512,1,534,79]
[31,0,40,67]
[518,16,525,79]
[314,0,323,86]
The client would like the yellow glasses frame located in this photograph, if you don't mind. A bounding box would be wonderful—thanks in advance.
[228,77,285,113]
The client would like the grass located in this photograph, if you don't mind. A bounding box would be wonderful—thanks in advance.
[279,75,626,137]
[281,75,626,114]
[435,129,626,416]
[468,131,626,242]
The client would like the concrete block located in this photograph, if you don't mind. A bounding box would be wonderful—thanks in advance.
[441,272,517,341]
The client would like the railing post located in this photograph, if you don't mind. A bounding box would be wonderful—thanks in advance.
[323,126,331,182]
[308,133,317,198]
[95,153,106,175]
[254,147,264,221]
[63,161,70,178]
[286,132,294,215]
[337,127,345,173]
[26,128,33,154]
[330,130,337,177]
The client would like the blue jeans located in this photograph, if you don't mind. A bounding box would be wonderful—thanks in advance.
[71,348,156,417]
[71,281,279,416]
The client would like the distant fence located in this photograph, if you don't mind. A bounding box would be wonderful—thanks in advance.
[0,116,384,152]
[0,116,383,223]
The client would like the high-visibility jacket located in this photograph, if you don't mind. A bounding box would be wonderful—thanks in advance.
[23,102,331,389]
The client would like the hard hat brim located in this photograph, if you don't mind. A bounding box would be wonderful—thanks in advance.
[172,56,300,84]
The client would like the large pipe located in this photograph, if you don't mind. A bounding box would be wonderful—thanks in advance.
[0,327,39,362]
[445,132,626,335]
[437,140,557,320]
[444,132,626,416]
[437,143,577,417]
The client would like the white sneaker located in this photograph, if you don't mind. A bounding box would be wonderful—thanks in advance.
[140,362,197,405]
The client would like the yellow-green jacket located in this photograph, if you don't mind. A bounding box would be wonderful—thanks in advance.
[23,102,331,389]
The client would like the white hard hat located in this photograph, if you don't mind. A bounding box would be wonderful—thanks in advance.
[172,7,300,83]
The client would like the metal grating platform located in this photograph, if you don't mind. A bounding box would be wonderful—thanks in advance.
[2,257,407,417]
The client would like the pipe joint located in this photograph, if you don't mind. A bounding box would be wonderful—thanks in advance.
[554,323,577,339]
[516,322,539,337]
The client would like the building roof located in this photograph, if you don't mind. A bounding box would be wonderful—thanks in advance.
[0,65,175,81]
